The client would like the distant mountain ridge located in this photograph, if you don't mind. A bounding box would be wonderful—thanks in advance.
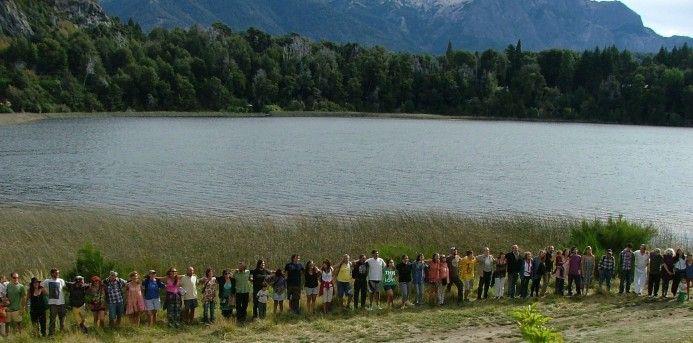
[99,0,692,53]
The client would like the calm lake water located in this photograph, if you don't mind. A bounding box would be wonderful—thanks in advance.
[1,117,691,234]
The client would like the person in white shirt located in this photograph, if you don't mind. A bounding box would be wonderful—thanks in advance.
[179,266,198,324]
[633,244,650,295]
[365,250,385,310]
[42,268,66,336]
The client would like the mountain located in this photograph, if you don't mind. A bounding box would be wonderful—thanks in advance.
[0,0,112,36]
[98,0,692,53]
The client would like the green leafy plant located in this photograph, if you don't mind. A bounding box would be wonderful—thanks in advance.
[511,305,563,343]
[568,216,656,256]
[65,243,116,280]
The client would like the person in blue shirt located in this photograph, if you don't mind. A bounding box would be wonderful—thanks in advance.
[141,270,164,326]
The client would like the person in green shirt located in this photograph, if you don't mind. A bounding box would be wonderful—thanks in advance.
[382,259,397,309]
[233,262,251,323]
[6,272,27,334]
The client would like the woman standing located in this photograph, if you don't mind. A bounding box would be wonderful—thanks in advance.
[28,277,48,337]
[438,255,449,305]
[396,255,412,308]
[303,261,319,314]
[519,252,533,299]
[271,269,287,315]
[200,268,217,325]
[382,259,397,308]
[87,276,106,328]
[661,248,675,298]
[493,253,507,299]
[320,260,335,313]
[218,270,235,319]
[530,251,545,297]
[554,251,566,295]
[412,254,427,306]
[580,247,596,295]
[426,253,441,305]
[125,271,145,325]
[164,268,182,328]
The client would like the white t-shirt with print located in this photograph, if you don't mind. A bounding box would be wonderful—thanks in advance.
[366,257,385,281]
[42,278,66,305]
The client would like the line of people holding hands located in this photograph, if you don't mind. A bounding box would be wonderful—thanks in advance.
[0,243,690,337]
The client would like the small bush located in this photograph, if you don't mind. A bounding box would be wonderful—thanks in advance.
[511,305,563,343]
[262,104,282,113]
[65,243,116,280]
[376,244,436,263]
[568,217,656,256]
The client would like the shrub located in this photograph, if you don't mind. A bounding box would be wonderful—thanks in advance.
[568,216,656,256]
[511,305,563,343]
[65,243,116,280]
[375,244,435,263]
[262,104,282,113]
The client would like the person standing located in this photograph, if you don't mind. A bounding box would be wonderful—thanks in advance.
[142,270,164,326]
[476,248,495,300]
[618,244,635,294]
[218,270,235,319]
[164,268,182,328]
[647,249,663,297]
[319,260,335,313]
[42,269,66,335]
[598,249,616,293]
[685,254,692,301]
[382,259,397,309]
[250,260,270,319]
[28,277,47,337]
[179,267,198,324]
[661,248,675,298]
[411,253,427,306]
[352,255,369,310]
[541,246,555,296]
[426,253,442,305]
[303,262,318,314]
[365,250,386,310]
[199,268,217,325]
[125,272,145,326]
[493,253,507,299]
[519,252,533,299]
[284,255,304,315]
[233,262,251,323]
[505,245,522,299]
[5,272,27,335]
[459,251,477,302]
[87,276,106,328]
[530,251,546,297]
[67,276,90,333]
[671,249,687,295]
[334,254,354,310]
[396,255,412,307]
[580,247,596,295]
[567,248,582,296]
[446,247,464,303]
[554,252,566,295]
[104,271,126,328]
[633,244,650,296]
[256,283,269,319]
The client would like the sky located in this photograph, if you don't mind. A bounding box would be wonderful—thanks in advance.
[614,0,693,37]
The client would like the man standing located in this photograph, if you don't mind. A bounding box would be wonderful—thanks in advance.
[334,254,353,310]
[5,272,27,334]
[618,243,635,294]
[567,247,582,296]
[67,276,90,333]
[104,271,126,328]
[446,247,463,303]
[476,248,495,300]
[284,254,304,315]
[647,248,663,297]
[459,250,477,302]
[633,244,650,296]
[505,245,522,299]
[541,246,555,296]
[599,249,616,292]
[250,260,271,319]
[233,262,251,322]
[352,254,369,310]
[365,250,385,310]
[179,267,198,324]
[42,269,66,335]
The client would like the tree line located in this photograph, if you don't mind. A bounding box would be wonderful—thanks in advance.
[0,19,691,126]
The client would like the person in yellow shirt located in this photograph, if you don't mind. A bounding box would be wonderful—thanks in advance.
[458,251,478,302]
[334,254,353,310]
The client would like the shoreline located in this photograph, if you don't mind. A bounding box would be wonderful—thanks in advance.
[2,110,685,127]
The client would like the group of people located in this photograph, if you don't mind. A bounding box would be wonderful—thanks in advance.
[0,244,690,337]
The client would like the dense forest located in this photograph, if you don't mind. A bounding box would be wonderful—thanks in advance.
[0,6,691,125]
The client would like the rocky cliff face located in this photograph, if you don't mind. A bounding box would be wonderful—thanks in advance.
[0,0,111,36]
[99,0,692,53]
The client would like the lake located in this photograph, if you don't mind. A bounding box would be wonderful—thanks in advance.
[0,116,691,234]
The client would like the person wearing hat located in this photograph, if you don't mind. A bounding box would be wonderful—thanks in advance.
[599,249,616,292]
[104,271,126,328]
[28,277,48,337]
[87,276,106,328]
[66,276,90,333]
[142,270,164,326]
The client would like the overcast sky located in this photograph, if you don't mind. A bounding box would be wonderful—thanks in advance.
[615,0,692,37]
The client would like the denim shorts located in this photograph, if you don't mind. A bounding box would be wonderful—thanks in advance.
[144,298,161,311]
[184,299,198,309]
[383,284,396,291]
[108,302,124,320]
[337,282,352,297]
[305,287,319,296]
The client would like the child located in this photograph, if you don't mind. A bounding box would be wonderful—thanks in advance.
[271,269,286,315]
[382,259,397,308]
[256,283,269,319]
[320,260,335,313]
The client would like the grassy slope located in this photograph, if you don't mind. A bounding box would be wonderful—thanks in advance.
[4,294,692,342]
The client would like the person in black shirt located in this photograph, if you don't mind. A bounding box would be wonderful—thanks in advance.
[67,276,89,333]
[541,246,555,296]
[284,254,304,314]
[250,259,271,319]
[505,245,522,299]
[396,255,412,307]
[351,254,368,309]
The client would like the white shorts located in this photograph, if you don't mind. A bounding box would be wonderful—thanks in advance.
[305,287,319,296]
[323,289,334,303]
[144,298,161,311]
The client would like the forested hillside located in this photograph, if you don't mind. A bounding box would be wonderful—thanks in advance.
[0,0,691,125]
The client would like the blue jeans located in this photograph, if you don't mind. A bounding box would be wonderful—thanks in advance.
[108,302,124,321]
[619,269,632,293]
[600,270,613,291]
[399,282,409,302]
[413,283,424,305]
[203,301,215,324]
[508,272,519,298]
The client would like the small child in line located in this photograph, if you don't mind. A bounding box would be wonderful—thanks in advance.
[256,283,269,319]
